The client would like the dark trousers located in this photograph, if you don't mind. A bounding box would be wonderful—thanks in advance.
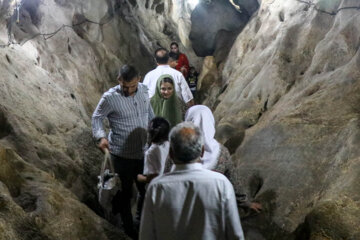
[111,154,145,236]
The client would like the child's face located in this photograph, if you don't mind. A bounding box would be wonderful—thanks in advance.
[160,82,174,99]
[169,59,178,68]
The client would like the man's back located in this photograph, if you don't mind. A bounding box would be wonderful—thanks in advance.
[140,163,244,240]
[143,65,193,104]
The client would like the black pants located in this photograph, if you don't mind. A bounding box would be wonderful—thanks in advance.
[111,154,145,236]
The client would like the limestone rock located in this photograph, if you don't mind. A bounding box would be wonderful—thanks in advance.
[213,0,360,238]
[0,147,128,240]
[189,0,253,63]
[0,0,153,237]
[124,0,203,69]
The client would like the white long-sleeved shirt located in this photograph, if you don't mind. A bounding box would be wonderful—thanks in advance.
[140,163,245,240]
[143,65,193,104]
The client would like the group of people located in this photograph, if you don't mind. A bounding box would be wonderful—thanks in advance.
[91,43,252,240]
[168,42,198,98]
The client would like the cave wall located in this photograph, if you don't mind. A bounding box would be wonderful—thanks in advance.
[1,0,360,239]
[211,0,360,239]
[0,0,193,239]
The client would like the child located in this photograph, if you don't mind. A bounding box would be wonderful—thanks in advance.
[137,117,170,183]
[187,67,198,98]
[168,52,179,69]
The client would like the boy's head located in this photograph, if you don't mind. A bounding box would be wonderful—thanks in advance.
[168,52,179,68]
[189,67,197,76]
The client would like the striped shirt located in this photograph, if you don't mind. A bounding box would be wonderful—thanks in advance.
[92,83,154,159]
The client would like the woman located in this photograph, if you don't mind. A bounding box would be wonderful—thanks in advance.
[185,105,262,213]
[185,105,221,170]
[151,74,182,128]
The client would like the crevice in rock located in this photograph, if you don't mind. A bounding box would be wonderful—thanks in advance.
[13,191,37,213]
[304,84,320,97]
[278,11,284,22]
[128,0,137,7]
[0,110,13,138]
[72,14,87,39]
[155,3,164,14]
[151,0,161,10]
[162,23,173,36]
[257,98,268,120]
[5,54,11,64]
[249,174,263,198]
[21,0,42,27]
[67,38,72,54]
[224,132,245,155]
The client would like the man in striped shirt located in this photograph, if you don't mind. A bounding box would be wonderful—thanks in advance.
[92,65,154,239]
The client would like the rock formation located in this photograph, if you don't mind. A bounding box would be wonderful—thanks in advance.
[212,0,360,239]
[1,0,360,239]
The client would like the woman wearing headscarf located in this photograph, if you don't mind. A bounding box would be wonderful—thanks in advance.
[185,105,262,213]
[184,105,221,170]
[150,74,182,128]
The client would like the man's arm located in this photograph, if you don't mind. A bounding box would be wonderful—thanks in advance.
[144,84,155,122]
[178,74,194,106]
[139,185,156,240]
[143,73,155,98]
[224,182,245,240]
[92,96,111,152]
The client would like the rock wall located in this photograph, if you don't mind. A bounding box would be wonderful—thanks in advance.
[2,0,359,239]
[211,0,360,238]
[0,0,195,238]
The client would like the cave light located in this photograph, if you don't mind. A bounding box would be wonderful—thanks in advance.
[188,0,200,9]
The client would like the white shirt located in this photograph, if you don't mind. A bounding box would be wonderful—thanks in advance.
[143,65,193,103]
[140,163,244,240]
[143,141,170,175]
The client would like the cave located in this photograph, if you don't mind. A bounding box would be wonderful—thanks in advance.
[1,0,360,239]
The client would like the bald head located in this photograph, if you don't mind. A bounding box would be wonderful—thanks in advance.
[169,122,204,163]
[155,47,169,64]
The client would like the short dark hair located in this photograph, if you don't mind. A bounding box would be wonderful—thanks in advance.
[155,47,169,64]
[170,42,179,48]
[149,117,170,144]
[117,65,138,82]
[169,52,179,61]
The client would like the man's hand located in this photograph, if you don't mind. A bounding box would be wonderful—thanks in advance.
[249,202,262,213]
[98,138,109,153]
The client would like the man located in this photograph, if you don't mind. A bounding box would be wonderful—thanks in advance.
[170,41,190,78]
[143,47,194,107]
[92,65,154,239]
[140,122,245,240]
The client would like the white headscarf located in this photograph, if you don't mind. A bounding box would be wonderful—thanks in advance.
[185,105,221,170]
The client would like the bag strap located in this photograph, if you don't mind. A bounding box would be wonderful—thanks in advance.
[100,149,116,183]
